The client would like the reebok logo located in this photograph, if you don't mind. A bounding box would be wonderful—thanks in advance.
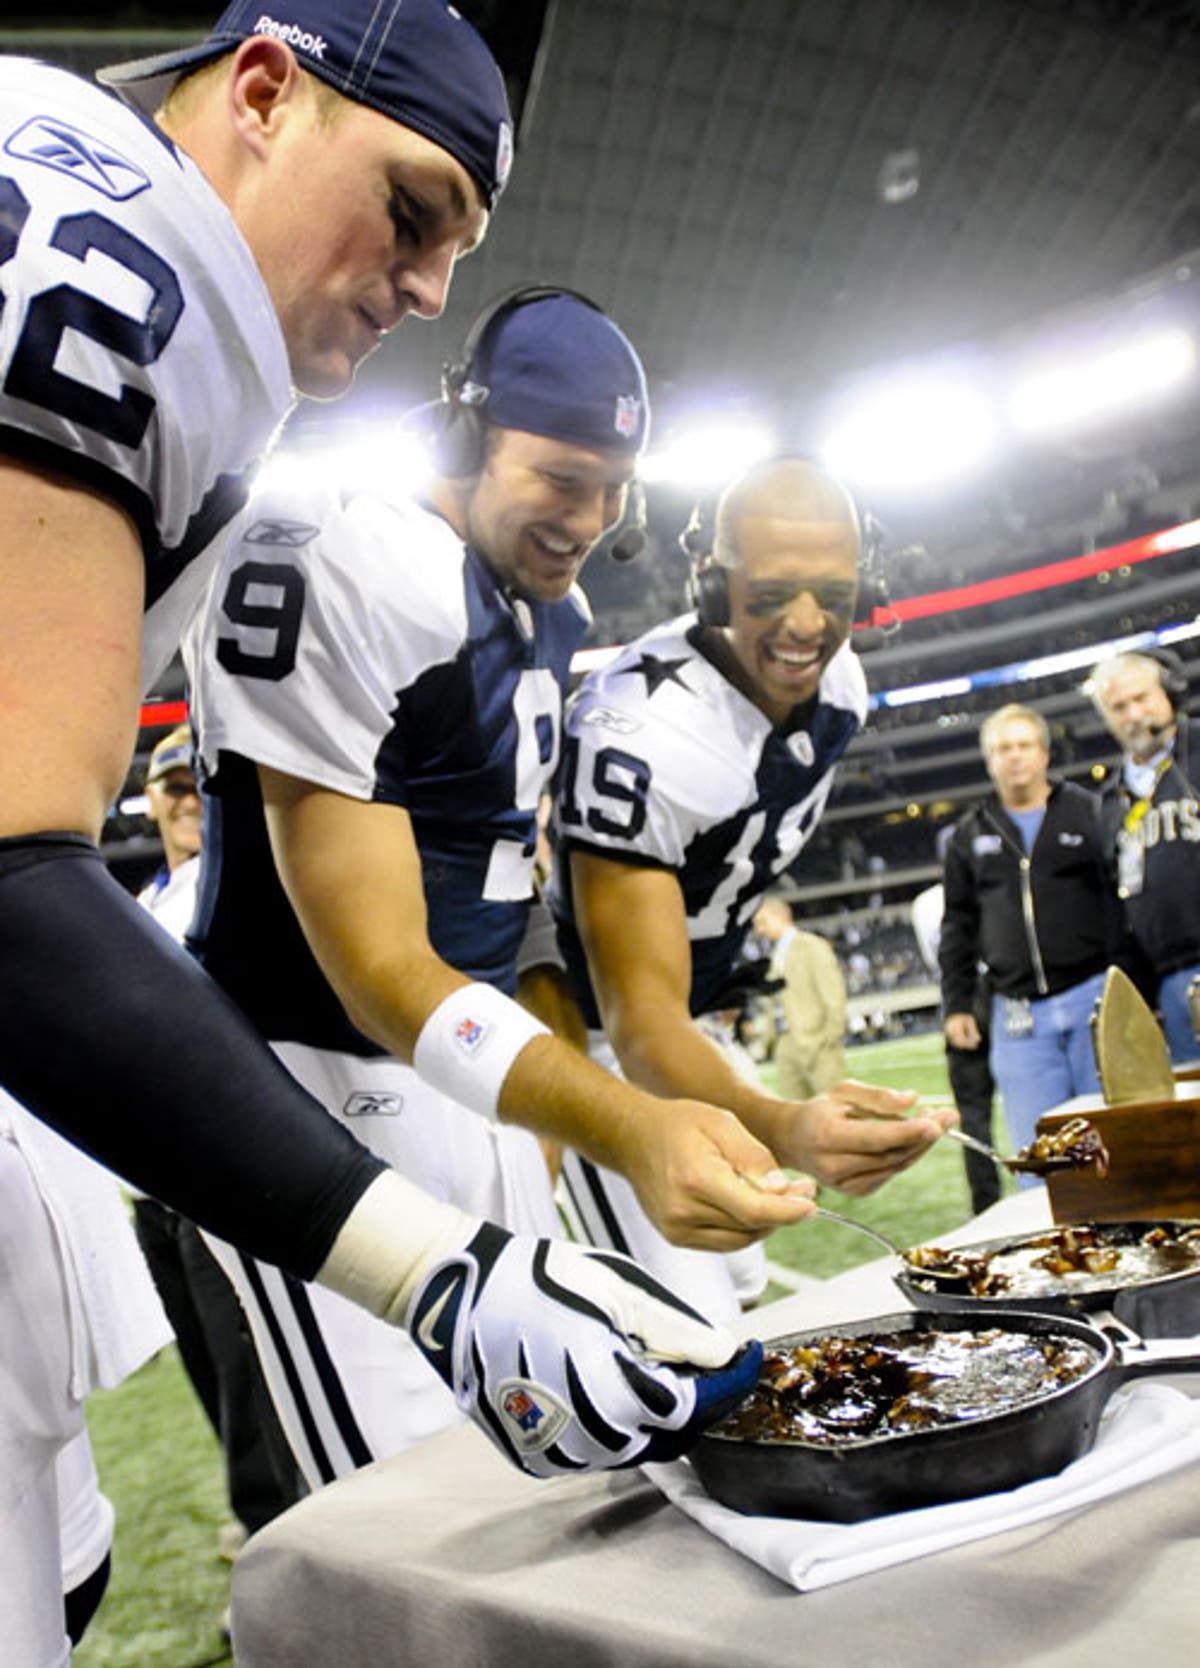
[343,1091,404,1118]
[243,518,319,548]
[5,117,150,201]
[254,15,328,59]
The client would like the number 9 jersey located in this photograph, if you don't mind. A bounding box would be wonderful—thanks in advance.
[0,59,292,691]
[184,483,591,1048]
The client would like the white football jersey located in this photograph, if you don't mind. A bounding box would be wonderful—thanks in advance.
[551,614,868,1019]
[184,484,591,1045]
[0,59,292,690]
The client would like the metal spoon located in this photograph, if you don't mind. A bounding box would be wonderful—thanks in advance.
[940,1120,1104,1177]
[845,1104,1103,1177]
[813,1206,979,1290]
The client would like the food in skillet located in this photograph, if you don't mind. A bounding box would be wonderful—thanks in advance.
[905,1222,1200,1299]
[903,1244,992,1286]
[1007,1117,1110,1177]
[714,1328,1099,1446]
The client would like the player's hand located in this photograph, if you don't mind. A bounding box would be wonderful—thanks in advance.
[771,1079,958,1196]
[406,1221,763,1477]
[615,1097,817,1251]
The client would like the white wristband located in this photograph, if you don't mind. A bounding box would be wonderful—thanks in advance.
[413,982,550,1121]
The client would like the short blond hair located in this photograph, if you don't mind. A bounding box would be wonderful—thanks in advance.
[162,55,347,128]
[979,703,1048,757]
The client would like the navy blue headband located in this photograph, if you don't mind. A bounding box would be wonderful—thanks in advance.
[99,1,513,209]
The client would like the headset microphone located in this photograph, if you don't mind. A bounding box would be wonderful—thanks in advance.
[610,525,646,562]
[609,479,647,562]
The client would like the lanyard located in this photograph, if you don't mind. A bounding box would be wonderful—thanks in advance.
[1123,754,1172,834]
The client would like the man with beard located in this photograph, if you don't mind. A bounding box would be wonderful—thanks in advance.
[182,290,803,1481]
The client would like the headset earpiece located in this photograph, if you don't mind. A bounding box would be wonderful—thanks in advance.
[688,561,731,628]
[678,496,727,624]
[1140,645,1189,707]
[429,371,490,478]
[431,282,607,479]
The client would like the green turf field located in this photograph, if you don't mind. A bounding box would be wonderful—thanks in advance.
[73,1029,1002,1667]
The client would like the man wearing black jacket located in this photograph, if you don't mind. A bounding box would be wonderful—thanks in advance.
[939,703,1115,1160]
[1092,648,1200,1063]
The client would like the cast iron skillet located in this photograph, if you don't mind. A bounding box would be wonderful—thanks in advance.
[688,1306,1190,1523]
[894,1221,1200,1338]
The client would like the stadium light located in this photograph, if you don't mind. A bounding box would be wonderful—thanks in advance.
[253,424,435,503]
[1008,327,1196,439]
[818,373,996,493]
[881,676,974,708]
[640,418,776,489]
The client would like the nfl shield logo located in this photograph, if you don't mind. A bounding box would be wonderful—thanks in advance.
[614,395,641,439]
[501,1386,544,1432]
[494,1375,572,1453]
[788,731,815,767]
[455,1017,486,1051]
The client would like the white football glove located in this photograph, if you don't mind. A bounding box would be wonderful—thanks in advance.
[406,1222,763,1477]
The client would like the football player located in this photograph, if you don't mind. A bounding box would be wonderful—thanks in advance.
[182,288,815,1482]
[0,11,755,1662]
[549,458,957,1318]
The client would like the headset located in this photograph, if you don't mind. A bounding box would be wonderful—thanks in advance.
[679,479,895,646]
[1137,644,1189,708]
[1088,643,1190,719]
[427,282,610,480]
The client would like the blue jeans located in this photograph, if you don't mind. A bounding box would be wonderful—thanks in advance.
[989,971,1106,1172]
[1157,963,1200,1065]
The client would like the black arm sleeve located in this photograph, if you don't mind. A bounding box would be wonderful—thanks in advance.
[0,835,386,1280]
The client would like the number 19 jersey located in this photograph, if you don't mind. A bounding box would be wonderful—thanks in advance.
[551,615,868,1022]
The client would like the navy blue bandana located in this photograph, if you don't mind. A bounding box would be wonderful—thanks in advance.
[98,0,513,209]
[467,294,650,454]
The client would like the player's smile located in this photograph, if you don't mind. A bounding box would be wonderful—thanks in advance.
[464,430,633,605]
[718,511,859,726]
[757,628,828,705]
[529,527,583,566]
[762,636,824,674]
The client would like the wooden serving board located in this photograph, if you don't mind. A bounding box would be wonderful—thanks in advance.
[1040,1088,1200,1223]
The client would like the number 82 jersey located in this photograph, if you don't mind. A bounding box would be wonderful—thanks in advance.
[0,60,292,690]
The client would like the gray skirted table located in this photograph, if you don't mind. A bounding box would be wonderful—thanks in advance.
[230,1191,1200,1668]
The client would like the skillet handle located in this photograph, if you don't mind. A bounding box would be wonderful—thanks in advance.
[1098,1315,1200,1381]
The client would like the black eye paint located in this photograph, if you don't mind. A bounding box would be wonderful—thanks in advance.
[744,585,856,621]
